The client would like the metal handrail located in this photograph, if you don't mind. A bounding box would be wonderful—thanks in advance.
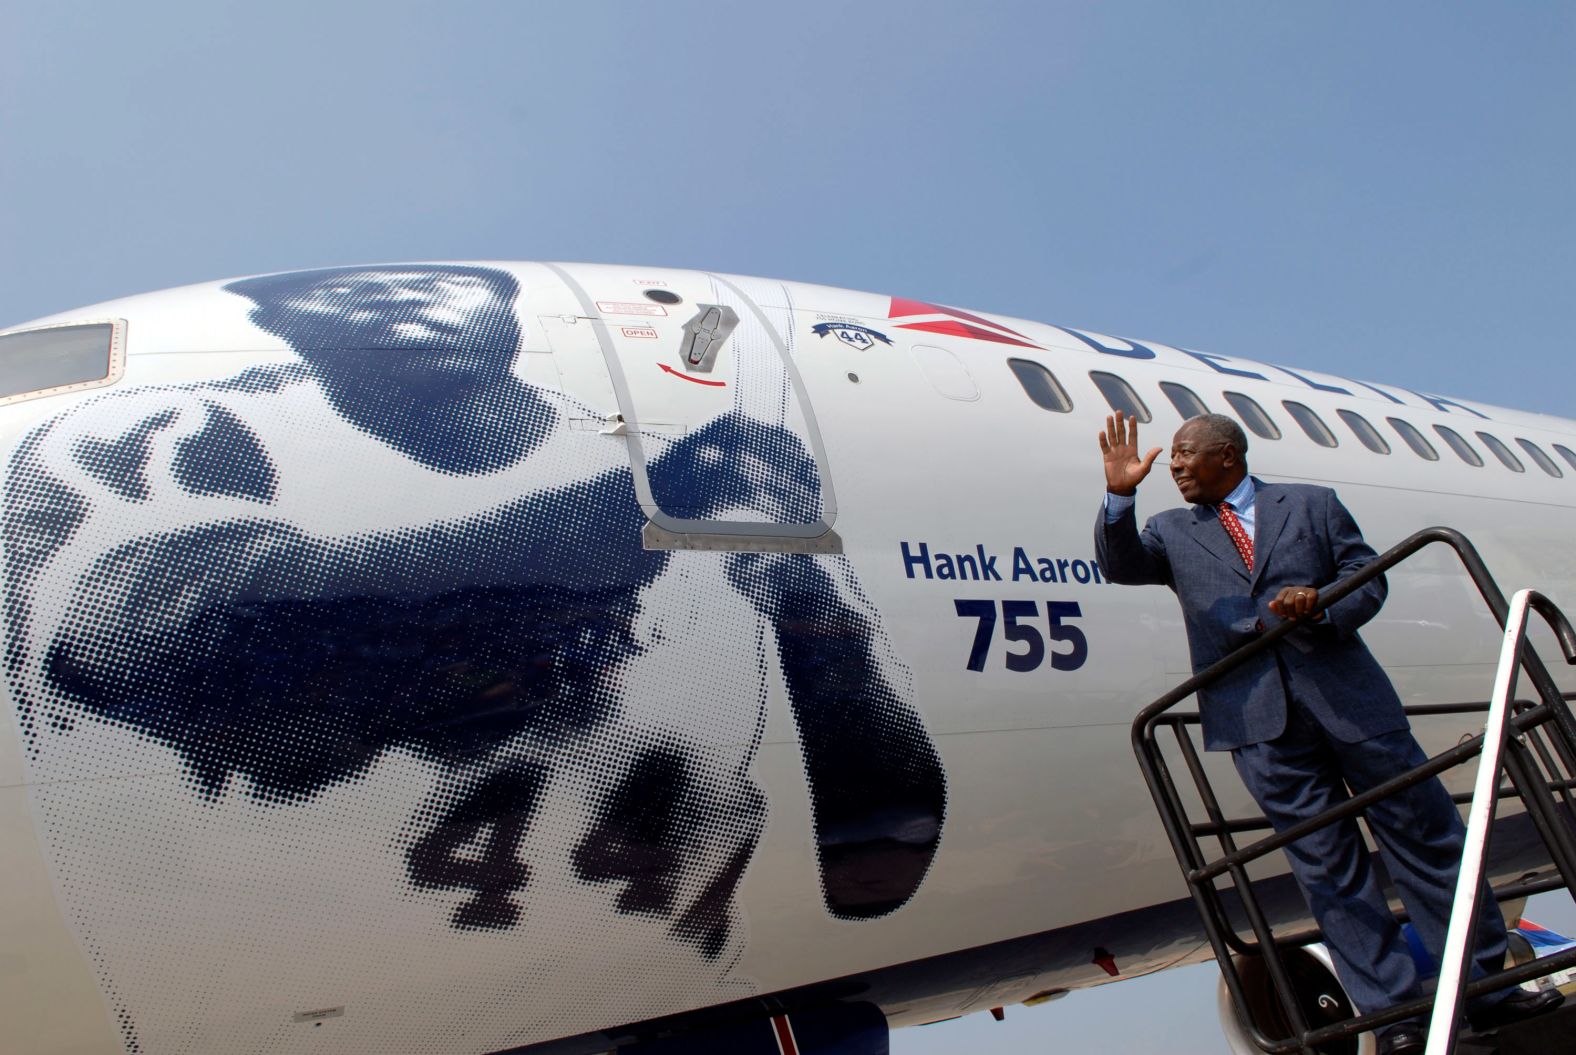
[1425,589,1552,1055]
[1130,526,1576,1054]
[1131,529,1576,735]
[1185,701,1563,887]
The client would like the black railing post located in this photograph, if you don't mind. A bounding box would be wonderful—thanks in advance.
[1502,737,1576,894]
[1135,724,1287,1050]
[1172,725,1318,1052]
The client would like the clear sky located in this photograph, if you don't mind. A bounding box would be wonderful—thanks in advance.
[2,4,1573,1053]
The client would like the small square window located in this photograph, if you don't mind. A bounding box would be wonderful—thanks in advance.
[1008,359,1073,412]
[1336,410,1390,454]
[1282,402,1338,448]
[1474,432,1524,473]
[1388,418,1439,461]
[1433,425,1484,467]
[1516,439,1563,478]
[1222,391,1281,440]
[1159,381,1209,419]
[1089,371,1151,422]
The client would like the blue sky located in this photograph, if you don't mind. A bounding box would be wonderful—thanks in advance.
[3,4,1573,419]
[2,4,1573,1052]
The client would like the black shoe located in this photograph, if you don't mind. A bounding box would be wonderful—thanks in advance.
[1466,986,1565,1032]
[1377,1026,1426,1055]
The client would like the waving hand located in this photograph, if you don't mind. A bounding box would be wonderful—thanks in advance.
[1098,412,1162,496]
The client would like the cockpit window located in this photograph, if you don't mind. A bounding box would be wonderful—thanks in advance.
[0,321,125,405]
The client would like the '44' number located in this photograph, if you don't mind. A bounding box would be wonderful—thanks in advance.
[954,599,1088,673]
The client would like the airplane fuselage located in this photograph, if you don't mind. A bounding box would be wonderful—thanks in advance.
[1,262,1572,1055]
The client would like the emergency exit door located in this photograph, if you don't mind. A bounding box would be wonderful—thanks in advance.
[547,267,839,550]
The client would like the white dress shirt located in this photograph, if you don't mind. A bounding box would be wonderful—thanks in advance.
[1103,474,1257,535]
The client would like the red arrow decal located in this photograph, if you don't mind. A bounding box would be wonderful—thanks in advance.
[658,362,727,387]
[895,318,1041,349]
[888,296,1033,341]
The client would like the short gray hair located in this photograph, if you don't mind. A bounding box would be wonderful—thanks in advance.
[1184,413,1248,459]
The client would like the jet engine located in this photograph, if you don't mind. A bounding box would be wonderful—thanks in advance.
[1217,944,1376,1055]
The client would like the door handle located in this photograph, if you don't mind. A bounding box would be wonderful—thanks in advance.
[679,304,739,373]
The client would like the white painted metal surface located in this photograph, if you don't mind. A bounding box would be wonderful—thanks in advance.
[0,263,1570,1054]
[1425,588,1545,1055]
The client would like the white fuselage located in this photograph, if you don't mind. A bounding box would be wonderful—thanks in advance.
[1,262,1572,1055]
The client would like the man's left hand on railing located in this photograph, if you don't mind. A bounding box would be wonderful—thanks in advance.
[1268,585,1325,622]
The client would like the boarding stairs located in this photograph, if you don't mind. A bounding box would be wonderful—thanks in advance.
[1132,527,1576,1055]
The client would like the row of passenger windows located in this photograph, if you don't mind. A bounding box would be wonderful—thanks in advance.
[1004,358,1576,479]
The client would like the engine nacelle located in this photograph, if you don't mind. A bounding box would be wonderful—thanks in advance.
[1217,944,1376,1055]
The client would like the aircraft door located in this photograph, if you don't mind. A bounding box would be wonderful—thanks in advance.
[546,266,839,551]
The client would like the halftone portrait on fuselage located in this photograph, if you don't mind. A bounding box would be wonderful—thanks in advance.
[1,264,946,1055]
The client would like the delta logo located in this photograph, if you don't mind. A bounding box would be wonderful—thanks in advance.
[887,296,1042,349]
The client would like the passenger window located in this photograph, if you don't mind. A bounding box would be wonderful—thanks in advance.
[1433,425,1484,467]
[1282,401,1338,448]
[1554,444,1576,473]
[1159,381,1209,419]
[1474,432,1524,473]
[1336,410,1390,454]
[1008,359,1073,412]
[1516,439,1563,478]
[1089,371,1151,422]
[1387,418,1439,461]
[1222,391,1281,440]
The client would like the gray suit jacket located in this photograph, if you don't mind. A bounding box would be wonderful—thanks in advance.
[1096,480,1406,751]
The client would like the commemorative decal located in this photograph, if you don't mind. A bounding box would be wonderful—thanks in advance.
[0,265,948,1055]
[811,321,893,351]
[897,539,1108,675]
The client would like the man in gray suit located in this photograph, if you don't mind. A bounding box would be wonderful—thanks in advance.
[1095,411,1560,1054]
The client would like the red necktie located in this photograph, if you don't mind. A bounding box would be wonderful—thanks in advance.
[1217,501,1254,572]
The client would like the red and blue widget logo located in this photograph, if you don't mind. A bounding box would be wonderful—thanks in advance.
[886,297,1042,349]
